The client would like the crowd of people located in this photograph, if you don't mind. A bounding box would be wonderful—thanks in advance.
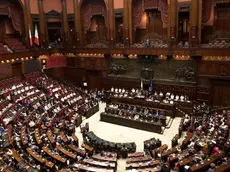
[0,74,104,171]
[109,87,191,105]
[105,103,166,125]
[0,73,230,172]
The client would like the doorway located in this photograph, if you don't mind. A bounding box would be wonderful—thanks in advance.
[212,79,230,106]
[47,22,62,46]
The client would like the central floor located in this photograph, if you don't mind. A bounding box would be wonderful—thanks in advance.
[75,102,183,171]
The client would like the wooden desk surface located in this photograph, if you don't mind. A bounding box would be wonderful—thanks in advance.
[127,155,152,163]
[59,131,68,143]
[47,130,55,144]
[47,115,56,128]
[109,97,175,116]
[214,160,230,172]
[159,144,168,152]
[128,152,144,158]
[109,97,171,111]
[45,160,54,169]
[81,143,94,152]
[26,148,45,163]
[126,160,160,169]
[161,146,178,158]
[34,128,42,145]
[56,145,77,159]
[179,155,195,166]
[106,107,166,120]
[127,167,160,172]
[11,149,23,163]
[72,134,78,142]
[42,146,66,163]
[73,163,114,172]
[20,126,28,146]
[83,158,116,168]
[190,152,224,172]
[7,124,13,145]
[92,154,117,162]
[69,144,86,156]
[182,133,193,145]
[4,167,14,172]
[168,154,179,162]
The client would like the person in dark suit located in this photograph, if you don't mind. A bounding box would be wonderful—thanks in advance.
[161,162,170,172]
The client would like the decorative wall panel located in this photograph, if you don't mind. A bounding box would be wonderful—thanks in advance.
[0,63,12,80]
[108,58,196,83]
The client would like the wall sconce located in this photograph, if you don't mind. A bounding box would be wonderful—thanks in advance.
[21,58,24,61]
[1,61,4,64]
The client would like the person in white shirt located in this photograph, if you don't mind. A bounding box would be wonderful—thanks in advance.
[55,93,58,98]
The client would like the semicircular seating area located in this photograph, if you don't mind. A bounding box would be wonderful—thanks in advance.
[1,74,230,172]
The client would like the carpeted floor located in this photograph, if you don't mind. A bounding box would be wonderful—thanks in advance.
[75,102,183,171]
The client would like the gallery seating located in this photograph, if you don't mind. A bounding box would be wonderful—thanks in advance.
[4,39,28,52]
[0,44,8,54]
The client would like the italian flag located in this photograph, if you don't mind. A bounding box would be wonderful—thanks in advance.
[34,24,39,46]
[29,25,33,46]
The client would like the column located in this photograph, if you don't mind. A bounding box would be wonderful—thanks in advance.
[168,0,177,46]
[61,0,70,43]
[128,0,133,45]
[38,0,46,45]
[167,0,171,39]
[123,0,129,46]
[25,0,33,46]
[73,0,82,45]
[108,0,115,44]
[190,0,198,46]
[197,0,202,45]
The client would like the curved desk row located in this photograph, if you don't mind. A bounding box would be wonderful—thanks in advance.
[100,112,163,133]
[86,131,136,157]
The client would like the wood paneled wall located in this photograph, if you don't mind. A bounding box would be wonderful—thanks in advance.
[197,60,230,105]
[47,56,108,88]
[45,56,230,107]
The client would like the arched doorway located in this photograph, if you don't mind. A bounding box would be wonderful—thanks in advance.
[80,0,108,47]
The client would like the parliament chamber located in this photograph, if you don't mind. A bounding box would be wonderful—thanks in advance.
[1,0,230,172]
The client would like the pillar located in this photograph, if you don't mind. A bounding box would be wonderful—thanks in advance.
[123,0,129,46]
[128,0,133,45]
[38,0,46,45]
[190,0,199,46]
[197,0,202,45]
[25,0,33,46]
[108,0,115,44]
[61,0,70,43]
[168,0,177,46]
[73,0,82,45]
